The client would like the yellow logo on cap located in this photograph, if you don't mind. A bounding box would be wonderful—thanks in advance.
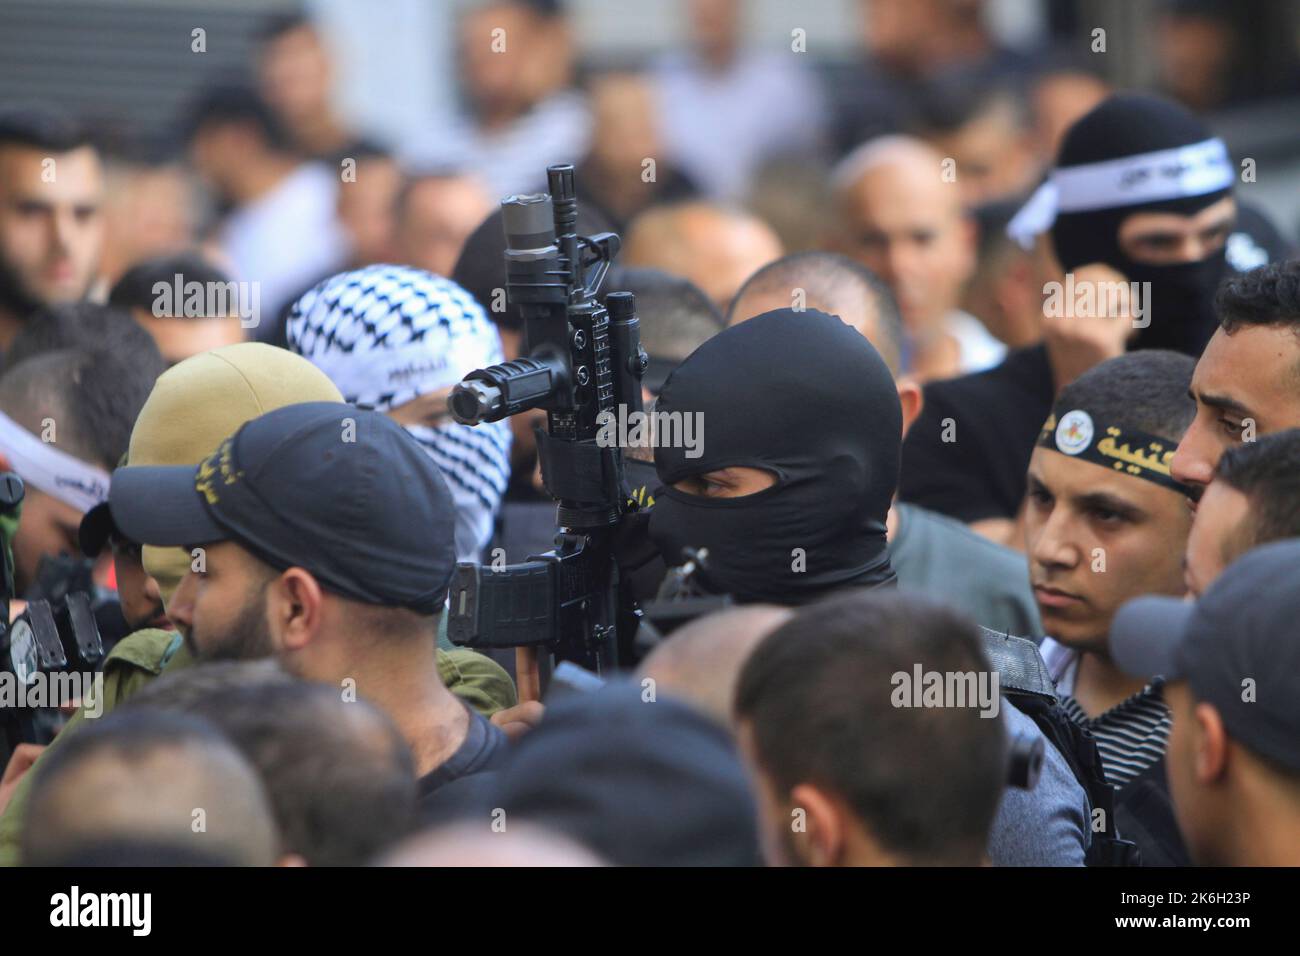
[195,438,245,505]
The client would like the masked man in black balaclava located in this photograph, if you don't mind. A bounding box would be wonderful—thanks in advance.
[897,92,1285,547]
[645,308,901,605]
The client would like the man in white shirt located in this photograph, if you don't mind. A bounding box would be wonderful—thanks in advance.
[186,86,347,339]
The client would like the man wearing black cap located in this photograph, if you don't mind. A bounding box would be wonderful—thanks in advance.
[1026,350,1197,864]
[899,93,1288,546]
[1111,540,1300,866]
[107,402,508,803]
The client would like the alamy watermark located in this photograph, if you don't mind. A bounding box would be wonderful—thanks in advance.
[152,273,261,329]
[1042,274,1151,329]
[596,404,703,459]
[891,665,1000,718]
[0,669,104,717]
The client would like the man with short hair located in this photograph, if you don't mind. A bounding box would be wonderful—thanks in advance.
[0,345,160,595]
[636,604,793,727]
[830,135,1005,379]
[0,106,104,351]
[254,12,363,160]
[1184,428,1300,597]
[21,709,278,866]
[107,403,510,808]
[735,592,1008,867]
[108,254,247,366]
[1172,259,1300,492]
[4,300,164,375]
[407,0,590,198]
[622,201,782,314]
[913,75,1039,208]
[393,172,493,280]
[1111,540,1300,865]
[184,85,347,328]
[1026,350,1197,864]
[131,661,418,867]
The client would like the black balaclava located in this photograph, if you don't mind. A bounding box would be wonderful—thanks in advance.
[1049,93,1233,357]
[648,308,900,604]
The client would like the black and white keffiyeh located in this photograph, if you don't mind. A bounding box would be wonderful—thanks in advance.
[286,264,511,562]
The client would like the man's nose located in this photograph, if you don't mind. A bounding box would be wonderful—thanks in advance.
[1030,509,1078,572]
[1171,419,1217,487]
[167,572,198,631]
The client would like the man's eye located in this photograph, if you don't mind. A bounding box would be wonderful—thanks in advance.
[1028,488,1052,507]
[1090,507,1126,525]
[1219,418,1244,437]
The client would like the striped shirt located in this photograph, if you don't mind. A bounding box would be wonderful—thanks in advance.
[1039,637,1173,789]
[1059,685,1172,788]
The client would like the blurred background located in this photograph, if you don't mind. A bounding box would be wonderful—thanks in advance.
[2,0,1296,336]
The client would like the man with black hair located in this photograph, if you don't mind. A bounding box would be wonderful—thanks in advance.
[107,403,511,809]
[1172,259,1300,492]
[577,71,700,230]
[21,709,279,866]
[0,345,161,595]
[0,106,104,351]
[131,661,418,867]
[913,73,1039,208]
[3,300,164,375]
[108,254,246,366]
[407,0,589,198]
[734,592,1008,866]
[1027,350,1198,864]
[331,142,403,269]
[393,170,492,280]
[255,11,366,160]
[1184,428,1300,597]
[184,84,346,329]
[900,94,1285,546]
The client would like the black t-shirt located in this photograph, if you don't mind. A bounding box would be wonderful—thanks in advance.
[416,704,509,811]
[898,343,1054,523]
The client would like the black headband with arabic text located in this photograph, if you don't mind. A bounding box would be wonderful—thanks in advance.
[1037,407,1192,495]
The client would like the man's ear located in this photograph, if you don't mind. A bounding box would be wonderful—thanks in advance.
[269,568,325,652]
[1193,701,1229,785]
[789,783,846,867]
[896,378,924,438]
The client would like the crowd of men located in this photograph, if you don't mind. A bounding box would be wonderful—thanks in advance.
[0,0,1298,868]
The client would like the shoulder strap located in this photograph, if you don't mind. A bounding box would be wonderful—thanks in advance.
[978,628,1140,866]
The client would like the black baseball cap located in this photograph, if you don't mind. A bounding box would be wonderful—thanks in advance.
[108,402,457,613]
[1110,539,1300,773]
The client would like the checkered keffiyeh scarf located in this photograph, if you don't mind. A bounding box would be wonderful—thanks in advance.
[286,264,511,562]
